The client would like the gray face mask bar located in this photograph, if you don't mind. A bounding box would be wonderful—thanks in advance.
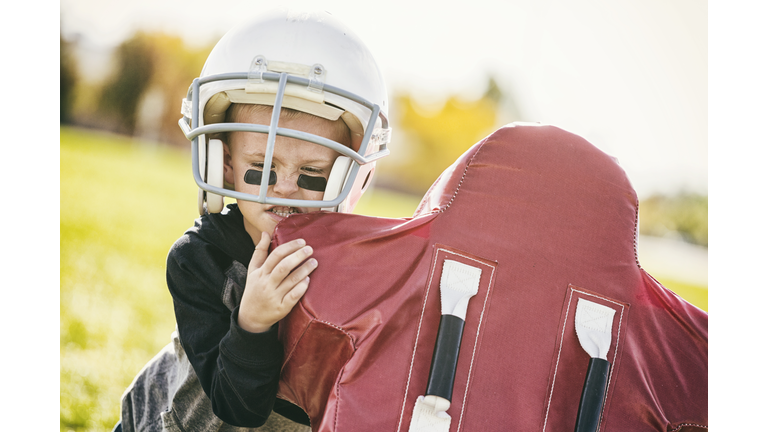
[243,169,328,192]
[178,71,391,208]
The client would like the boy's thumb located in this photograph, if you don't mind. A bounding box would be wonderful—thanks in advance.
[249,231,271,270]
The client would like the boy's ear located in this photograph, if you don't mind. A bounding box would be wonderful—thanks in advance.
[222,142,235,186]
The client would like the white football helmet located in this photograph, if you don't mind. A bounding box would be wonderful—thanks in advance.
[179,9,391,215]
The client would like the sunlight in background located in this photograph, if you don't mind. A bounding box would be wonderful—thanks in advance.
[60,0,707,199]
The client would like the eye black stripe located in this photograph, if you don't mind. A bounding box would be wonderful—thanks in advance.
[244,170,326,192]
[244,169,277,185]
[297,174,327,192]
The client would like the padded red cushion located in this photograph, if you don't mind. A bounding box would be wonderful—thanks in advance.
[272,124,708,431]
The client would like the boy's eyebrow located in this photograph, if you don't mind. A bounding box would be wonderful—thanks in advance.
[240,149,267,158]
[240,149,335,166]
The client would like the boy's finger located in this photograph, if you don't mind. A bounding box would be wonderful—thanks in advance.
[267,245,315,286]
[248,231,272,272]
[282,277,311,308]
[277,257,318,293]
[261,239,309,275]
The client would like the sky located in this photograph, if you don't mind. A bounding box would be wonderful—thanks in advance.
[59,0,708,199]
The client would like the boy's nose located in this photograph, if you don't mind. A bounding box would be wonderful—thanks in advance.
[271,171,300,197]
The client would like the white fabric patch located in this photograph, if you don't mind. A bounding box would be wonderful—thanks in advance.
[440,260,482,319]
[575,298,616,360]
[408,396,451,432]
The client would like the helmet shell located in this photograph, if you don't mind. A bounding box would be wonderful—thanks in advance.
[181,9,391,214]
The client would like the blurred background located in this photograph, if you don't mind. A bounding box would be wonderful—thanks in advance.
[60,1,708,430]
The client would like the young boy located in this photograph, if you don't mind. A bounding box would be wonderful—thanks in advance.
[118,9,391,431]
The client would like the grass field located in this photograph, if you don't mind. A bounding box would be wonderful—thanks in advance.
[61,128,196,431]
[60,126,707,431]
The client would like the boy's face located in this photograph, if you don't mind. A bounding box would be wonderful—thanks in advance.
[223,107,348,244]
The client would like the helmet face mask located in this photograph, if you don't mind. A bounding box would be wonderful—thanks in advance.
[179,9,391,215]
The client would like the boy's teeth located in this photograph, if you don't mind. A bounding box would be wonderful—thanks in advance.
[270,207,298,217]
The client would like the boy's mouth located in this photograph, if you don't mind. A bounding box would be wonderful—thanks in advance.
[267,206,303,218]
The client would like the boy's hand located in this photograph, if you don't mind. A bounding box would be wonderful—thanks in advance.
[237,232,317,333]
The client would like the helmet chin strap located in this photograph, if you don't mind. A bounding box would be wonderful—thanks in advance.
[322,156,353,212]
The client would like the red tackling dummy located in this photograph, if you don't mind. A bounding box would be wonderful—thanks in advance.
[272,123,708,431]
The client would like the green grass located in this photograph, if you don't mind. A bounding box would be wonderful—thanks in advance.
[354,185,423,218]
[61,127,199,431]
[60,126,706,431]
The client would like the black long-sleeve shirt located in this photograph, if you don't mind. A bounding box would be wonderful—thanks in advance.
[166,204,310,427]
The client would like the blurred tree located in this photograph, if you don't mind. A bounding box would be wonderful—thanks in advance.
[484,76,504,104]
[380,77,507,195]
[134,34,210,147]
[98,33,156,135]
[60,33,78,124]
[639,192,708,247]
[92,31,211,145]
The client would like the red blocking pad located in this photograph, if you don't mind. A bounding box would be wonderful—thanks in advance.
[273,123,708,432]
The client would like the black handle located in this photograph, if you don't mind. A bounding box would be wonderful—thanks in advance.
[574,357,611,432]
[425,314,465,401]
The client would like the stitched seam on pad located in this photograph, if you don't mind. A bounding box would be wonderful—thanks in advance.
[670,423,709,431]
[333,363,349,432]
[543,288,625,432]
[396,248,442,432]
[286,318,354,431]
[281,318,312,368]
[311,319,356,432]
[571,289,624,432]
[445,249,495,432]
[316,317,357,432]
[543,288,574,431]
[415,137,488,218]
[396,247,495,431]
[633,197,640,268]
[316,320,356,344]
[437,142,484,215]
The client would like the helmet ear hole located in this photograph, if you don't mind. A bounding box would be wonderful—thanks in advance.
[322,156,353,212]
[206,139,225,213]
[361,170,372,192]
